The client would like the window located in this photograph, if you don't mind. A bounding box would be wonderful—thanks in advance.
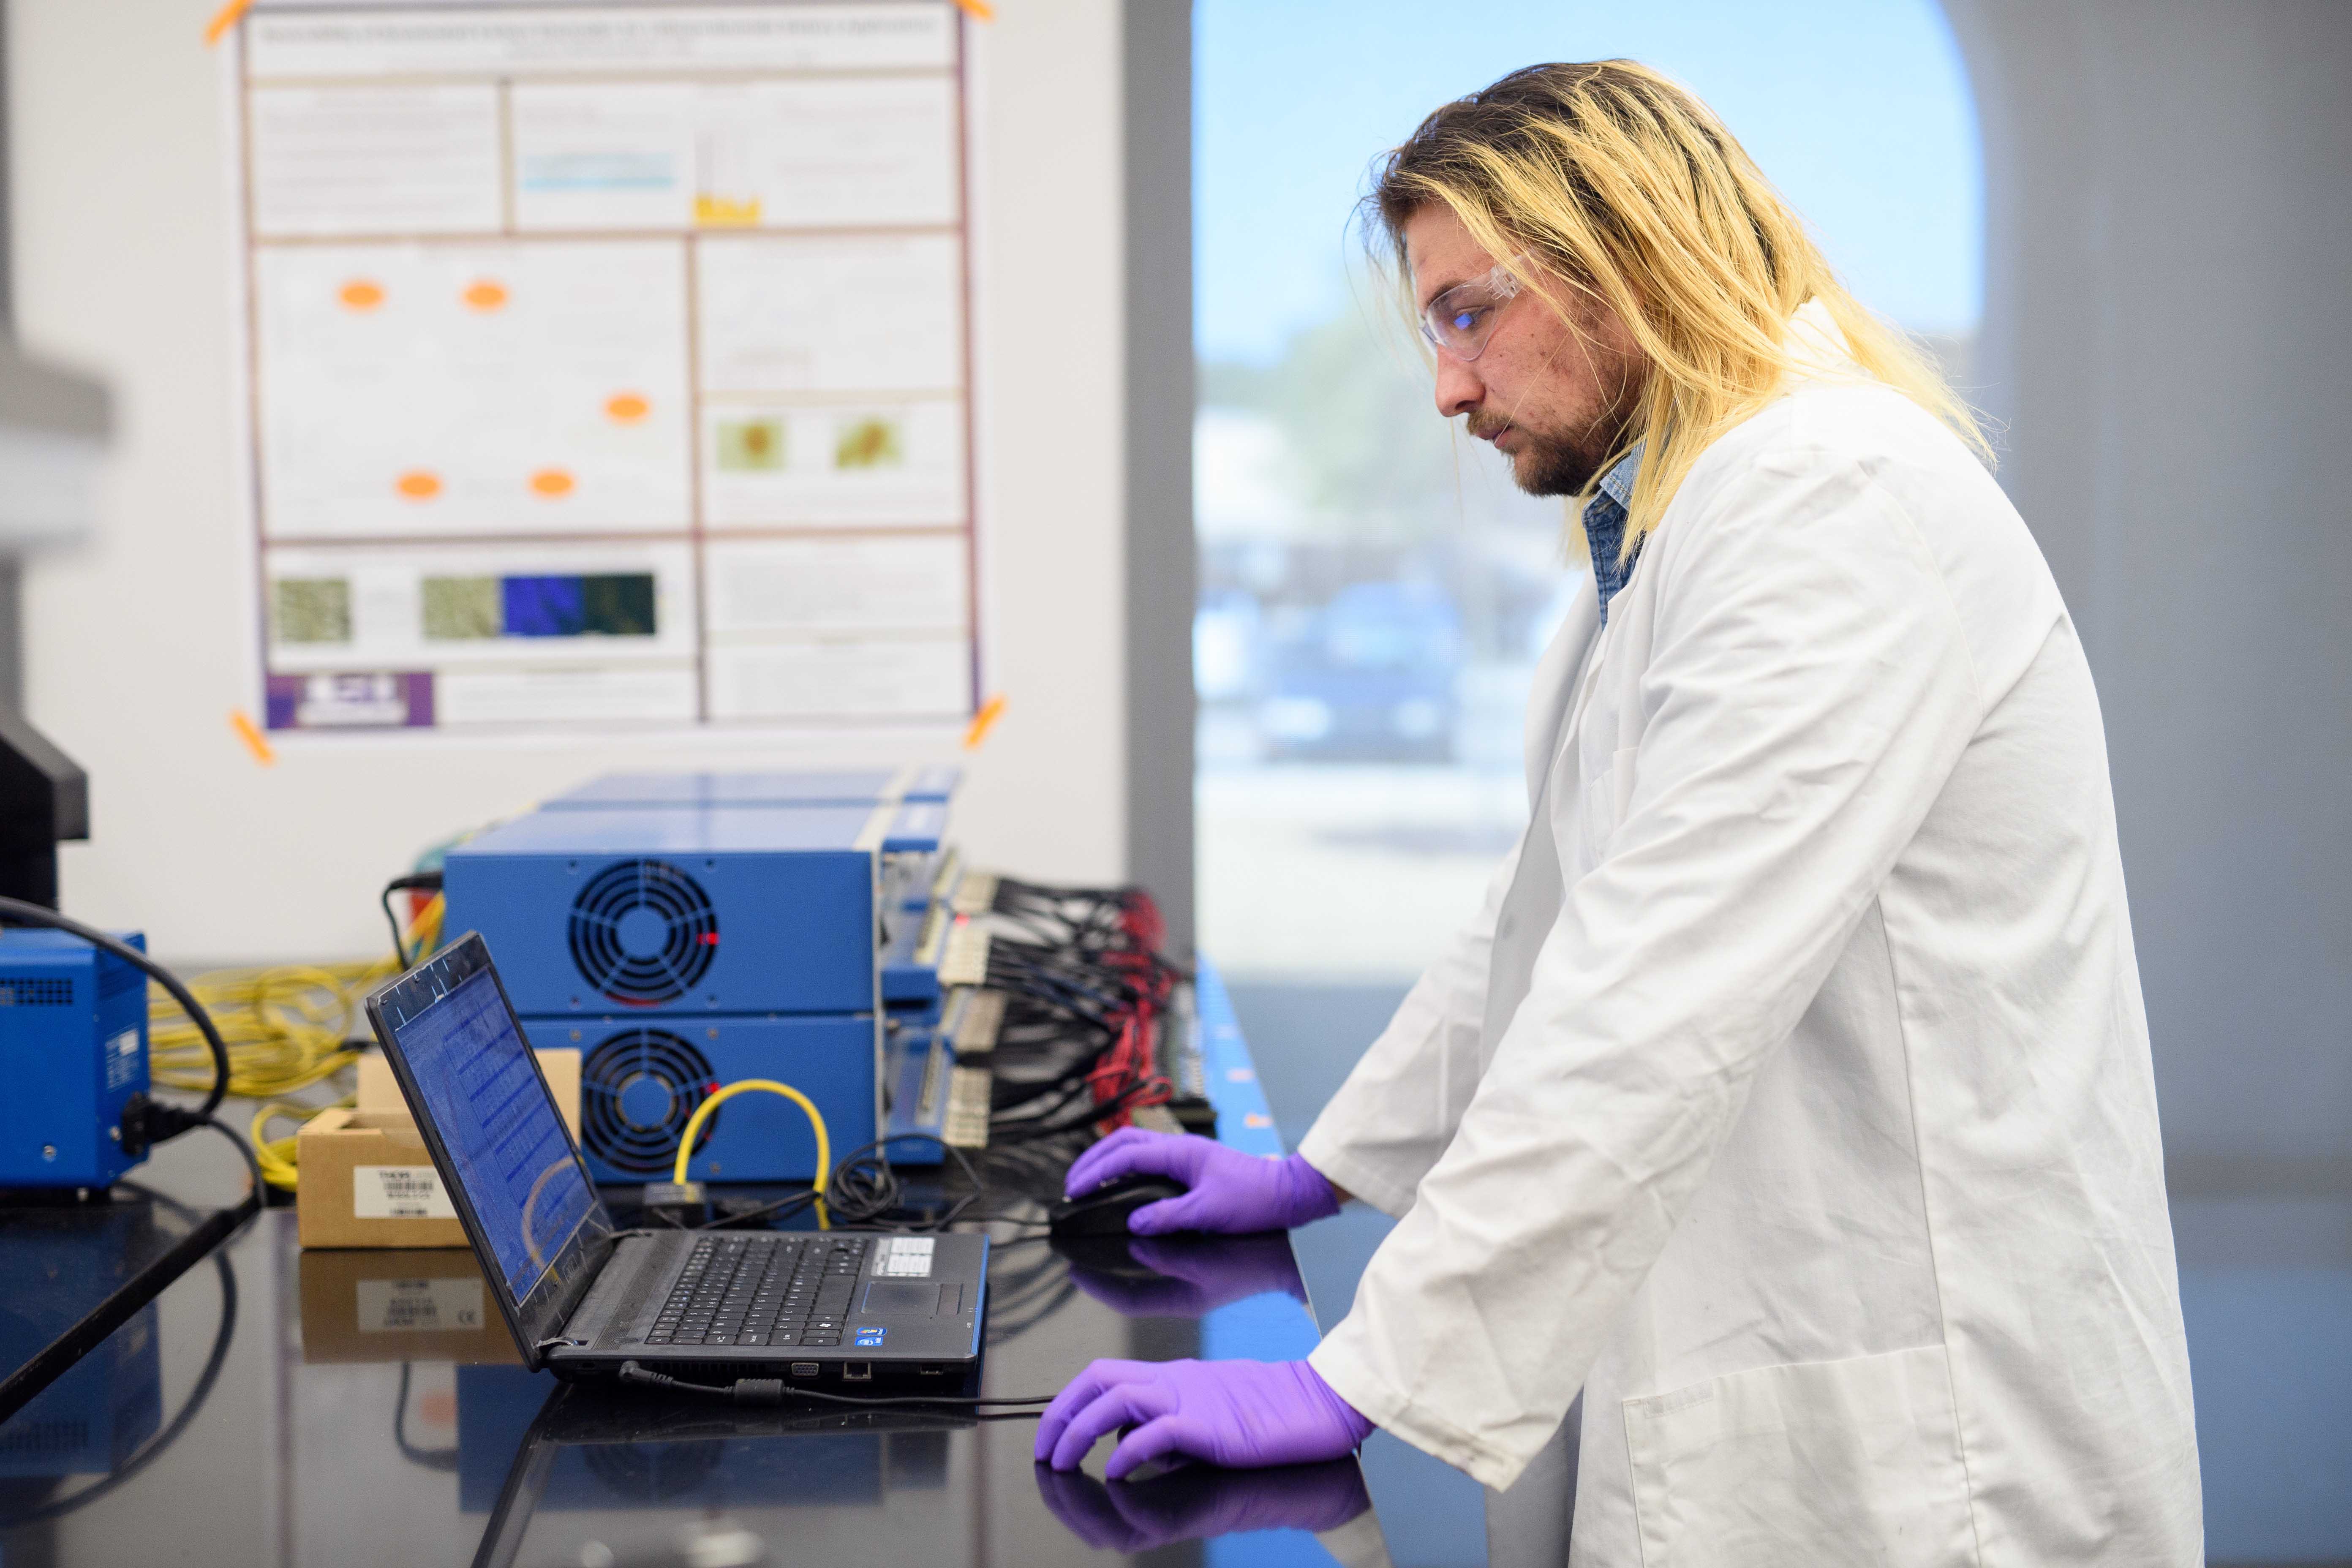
[1195,0,1980,989]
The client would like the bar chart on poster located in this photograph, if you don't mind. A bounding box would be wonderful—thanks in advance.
[231,2,978,733]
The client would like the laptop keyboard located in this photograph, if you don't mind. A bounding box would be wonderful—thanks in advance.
[644,1233,872,1349]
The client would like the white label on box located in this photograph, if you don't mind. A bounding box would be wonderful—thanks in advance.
[353,1164,457,1220]
[356,1277,485,1333]
[875,1237,934,1278]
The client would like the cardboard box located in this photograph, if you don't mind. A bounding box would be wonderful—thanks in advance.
[297,1048,579,1250]
[351,1050,580,1132]
[297,1246,520,1364]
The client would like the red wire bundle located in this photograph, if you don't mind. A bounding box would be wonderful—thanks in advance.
[1082,890,1176,1132]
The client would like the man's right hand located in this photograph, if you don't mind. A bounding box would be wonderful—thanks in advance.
[1062,1129,1343,1235]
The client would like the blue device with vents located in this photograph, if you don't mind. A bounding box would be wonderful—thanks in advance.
[0,928,152,1189]
[0,1298,162,1478]
[520,1015,876,1185]
[440,806,885,1186]
[882,1000,951,1155]
[539,770,961,929]
[542,765,961,811]
[876,801,947,854]
[441,807,884,1017]
[879,899,946,1007]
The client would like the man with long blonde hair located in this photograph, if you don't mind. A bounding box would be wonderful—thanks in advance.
[1040,62,2200,1564]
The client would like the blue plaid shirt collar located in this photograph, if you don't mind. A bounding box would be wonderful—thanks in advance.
[1584,444,1645,626]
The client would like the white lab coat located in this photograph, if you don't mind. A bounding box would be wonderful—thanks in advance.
[1300,307,2202,1565]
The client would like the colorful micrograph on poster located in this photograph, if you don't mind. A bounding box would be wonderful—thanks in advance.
[235,2,977,732]
[702,397,965,527]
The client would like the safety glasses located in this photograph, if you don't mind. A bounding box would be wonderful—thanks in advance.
[1417,261,1525,362]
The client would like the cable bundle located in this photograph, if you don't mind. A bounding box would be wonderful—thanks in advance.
[148,894,444,1105]
[667,1134,1004,1234]
[972,879,1186,1145]
[169,891,447,1192]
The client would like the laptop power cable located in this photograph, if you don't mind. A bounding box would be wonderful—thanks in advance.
[616,1361,1053,1414]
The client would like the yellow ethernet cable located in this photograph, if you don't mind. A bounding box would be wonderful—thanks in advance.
[670,1079,833,1226]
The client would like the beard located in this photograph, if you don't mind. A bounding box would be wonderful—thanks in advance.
[1468,406,1634,498]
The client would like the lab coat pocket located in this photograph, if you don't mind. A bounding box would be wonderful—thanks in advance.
[1622,1345,1977,1568]
[1574,746,1640,869]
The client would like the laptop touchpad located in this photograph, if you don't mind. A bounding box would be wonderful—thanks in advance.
[861,1280,943,1316]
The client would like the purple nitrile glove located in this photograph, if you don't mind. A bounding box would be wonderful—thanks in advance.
[1064,1232,1308,1319]
[1034,1456,1372,1550]
[1034,1358,1375,1479]
[1063,1129,1341,1236]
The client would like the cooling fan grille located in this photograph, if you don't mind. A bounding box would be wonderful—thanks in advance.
[580,1028,719,1176]
[567,858,719,1007]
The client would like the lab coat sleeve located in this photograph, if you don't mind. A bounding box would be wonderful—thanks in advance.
[1307,450,1985,1489]
[1293,848,1517,1217]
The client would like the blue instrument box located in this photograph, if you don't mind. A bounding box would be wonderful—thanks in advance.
[522,1014,877,1185]
[883,1001,949,1156]
[0,929,151,1189]
[0,1299,161,1474]
[441,807,884,1017]
[880,893,951,1007]
[542,766,960,811]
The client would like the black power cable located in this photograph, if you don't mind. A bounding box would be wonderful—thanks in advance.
[616,1361,1051,1412]
[685,1134,990,1234]
[0,1234,241,1525]
[379,872,443,968]
[394,1361,461,1473]
[992,1084,1165,1146]
[199,1114,264,1200]
[0,896,233,1130]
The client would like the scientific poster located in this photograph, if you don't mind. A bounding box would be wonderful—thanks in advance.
[233,1,978,732]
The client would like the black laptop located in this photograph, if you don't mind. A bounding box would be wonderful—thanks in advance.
[363,933,987,1386]
[469,1382,975,1568]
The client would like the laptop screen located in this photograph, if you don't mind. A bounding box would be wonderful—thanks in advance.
[386,964,601,1301]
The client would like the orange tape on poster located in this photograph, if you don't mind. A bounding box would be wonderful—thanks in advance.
[962,694,1007,751]
[204,0,252,47]
[230,709,277,766]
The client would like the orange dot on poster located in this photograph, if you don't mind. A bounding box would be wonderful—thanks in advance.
[605,392,650,423]
[462,280,509,311]
[529,468,575,498]
[339,279,385,310]
[395,470,441,500]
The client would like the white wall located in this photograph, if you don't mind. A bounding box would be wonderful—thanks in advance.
[6,0,1132,964]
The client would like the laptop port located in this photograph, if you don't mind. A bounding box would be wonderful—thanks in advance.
[843,1362,873,1381]
[789,1363,819,1378]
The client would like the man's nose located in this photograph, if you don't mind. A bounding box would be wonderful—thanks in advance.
[1433,354,1484,420]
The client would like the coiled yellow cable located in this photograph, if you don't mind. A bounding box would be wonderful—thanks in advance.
[155,893,445,1194]
[147,895,444,1100]
[672,1079,832,1225]
[251,1097,351,1192]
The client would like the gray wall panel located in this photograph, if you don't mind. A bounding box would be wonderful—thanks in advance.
[1122,0,1198,956]
[1944,1,2352,1168]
